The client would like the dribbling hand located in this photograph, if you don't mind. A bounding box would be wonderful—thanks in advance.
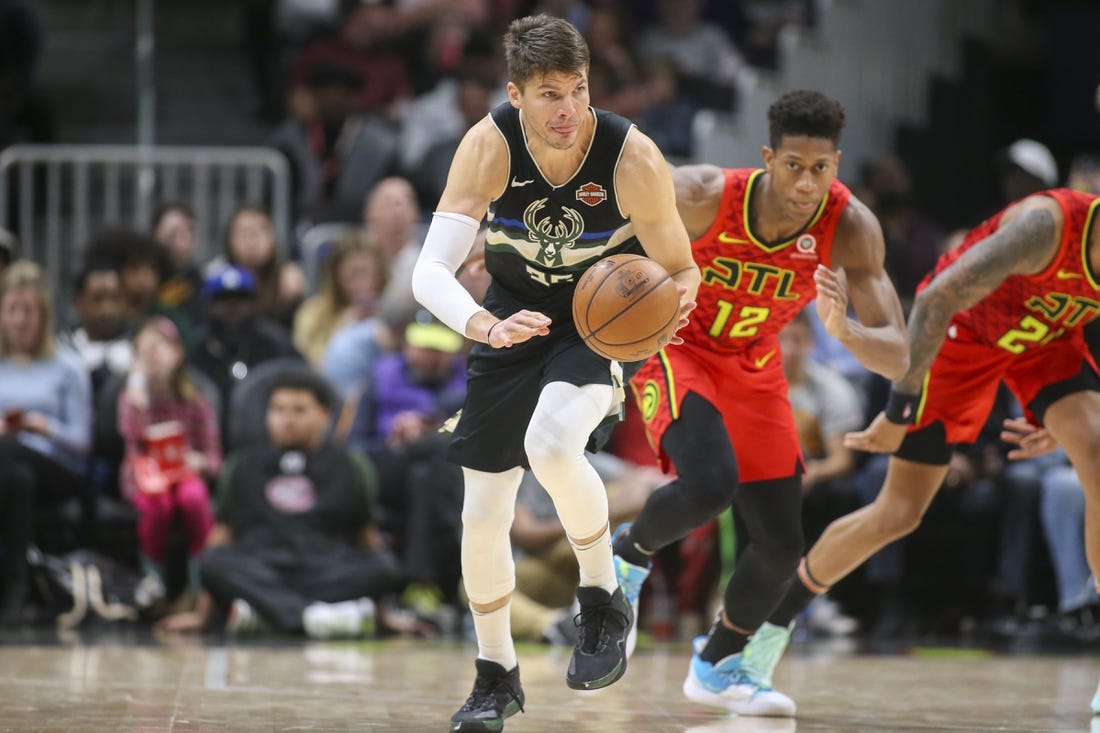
[669,286,697,346]
[843,411,907,454]
[488,310,551,348]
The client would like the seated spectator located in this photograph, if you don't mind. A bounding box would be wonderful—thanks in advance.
[207,204,306,329]
[59,260,133,393]
[293,230,388,366]
[118,317,222,612]
[186,264,302,443]
[362,176,425,327]
[0,262,92,622]
[345,311,467,600]
[638,58,695,159]
[156,371,403,638]
[271,62,399,225]
[152,201,205,328]
[85,227,195,345]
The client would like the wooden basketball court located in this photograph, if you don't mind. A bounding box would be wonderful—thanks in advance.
[0,635,1096,731]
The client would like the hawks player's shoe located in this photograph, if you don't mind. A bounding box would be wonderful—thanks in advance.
[612,522,650,659]
[682,625,796,717]
[450,659,524,732]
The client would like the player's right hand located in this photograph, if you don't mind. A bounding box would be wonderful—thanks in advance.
[669,285,697,346]
[488,309,551,348]
[843,411,907,454]
[1000,417,1058,460]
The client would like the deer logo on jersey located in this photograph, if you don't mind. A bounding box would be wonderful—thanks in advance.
[523,198,584,267]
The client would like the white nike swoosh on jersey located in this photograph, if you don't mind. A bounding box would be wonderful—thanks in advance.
[511,178,534,187]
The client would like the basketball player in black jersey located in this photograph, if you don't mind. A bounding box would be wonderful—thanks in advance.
[411,14,699,732]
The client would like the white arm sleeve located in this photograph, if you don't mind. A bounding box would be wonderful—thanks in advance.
[411,211,487,336]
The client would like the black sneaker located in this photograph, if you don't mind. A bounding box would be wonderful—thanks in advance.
[566,586,633,690]
[450,659,525,731]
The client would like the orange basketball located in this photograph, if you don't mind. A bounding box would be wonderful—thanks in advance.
[572,254,680,362]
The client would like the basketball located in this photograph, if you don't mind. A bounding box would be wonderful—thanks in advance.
[572,254,681,362]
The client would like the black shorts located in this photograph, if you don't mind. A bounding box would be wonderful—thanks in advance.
[448,331,617,472]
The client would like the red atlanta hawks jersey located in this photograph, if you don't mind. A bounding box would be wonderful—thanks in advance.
[924,188,1100,352]
[680,168,852,355]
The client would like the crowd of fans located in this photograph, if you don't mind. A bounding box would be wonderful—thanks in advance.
[0,0,1098,650]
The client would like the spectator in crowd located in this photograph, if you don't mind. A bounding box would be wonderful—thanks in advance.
[0,227,16,273]
[0,261,92,622]
[1040,461,1100,640]
[779,309,862,636]
[286,0,412,122]
[362,176,424,326]
[293,230,388,367]
[59,260,133,393]
[637,0,743,110]
[638,58,695,159]
[152,201,205,327]
[187,264,302,443]
[271,63,399,225]
[1067,153,1100,195]
[993,138,1058,211]
[412,70,498,210]
[210,204,306,328]
[396,28,505,178]
[345,311,467,601]
[859,154,944,307]
[156,371,403,638]
[118,317,222,611]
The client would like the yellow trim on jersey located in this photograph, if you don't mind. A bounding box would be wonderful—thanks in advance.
[742,169,830,253]
[657,348,679,420]
[1081,198,1100,290]
[914,371,932,426]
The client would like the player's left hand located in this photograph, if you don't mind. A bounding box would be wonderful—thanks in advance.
[843,411,907,454]
[669,286,697,346]
[1000,417,1059,460]
[814,265,850,339]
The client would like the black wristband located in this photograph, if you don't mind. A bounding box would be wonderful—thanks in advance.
[486,321,502,347]
[884,388,920,425]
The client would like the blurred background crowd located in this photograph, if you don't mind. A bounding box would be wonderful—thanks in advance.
[0,0,1098,647]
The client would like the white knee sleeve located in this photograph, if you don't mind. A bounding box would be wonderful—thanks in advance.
[524,381,615,539]
[461,467,523,605]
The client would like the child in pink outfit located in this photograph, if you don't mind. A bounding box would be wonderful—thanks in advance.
[118,317,222,609]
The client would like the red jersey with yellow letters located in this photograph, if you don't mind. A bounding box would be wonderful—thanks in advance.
[922,188,1100,351]
[681,168,851,354]
[629,168,851,482]
[907,189,1100,444]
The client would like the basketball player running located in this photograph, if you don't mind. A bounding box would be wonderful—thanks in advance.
[410,15,699,732]
[740,186,1100,714]
[611,90,909,715]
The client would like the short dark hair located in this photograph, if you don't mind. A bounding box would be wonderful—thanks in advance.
[767,90,846,150]
[503,15,589,90]
[151,200,195,231]
[267,370,336,411]
[73,258,118,294]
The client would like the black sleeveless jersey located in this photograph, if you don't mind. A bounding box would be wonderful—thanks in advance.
[483,102,643,331]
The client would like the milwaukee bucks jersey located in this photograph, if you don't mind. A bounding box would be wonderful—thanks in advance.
[482,102,643,331]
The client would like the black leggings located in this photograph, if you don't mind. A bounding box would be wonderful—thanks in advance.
[630,392,805,629]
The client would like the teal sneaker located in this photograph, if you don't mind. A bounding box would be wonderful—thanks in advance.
[612,522,650,659]
[741,621,794,690]
[1091,675,1100,715]
[682,634,796,716]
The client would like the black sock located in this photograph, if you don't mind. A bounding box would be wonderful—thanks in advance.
[701,622,750,663]
[767,576,819,627]
[612,525,651,567]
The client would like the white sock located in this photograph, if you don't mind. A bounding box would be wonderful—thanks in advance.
[571,525,619,595]
[303,599,373,639]
[471,603,517,671]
